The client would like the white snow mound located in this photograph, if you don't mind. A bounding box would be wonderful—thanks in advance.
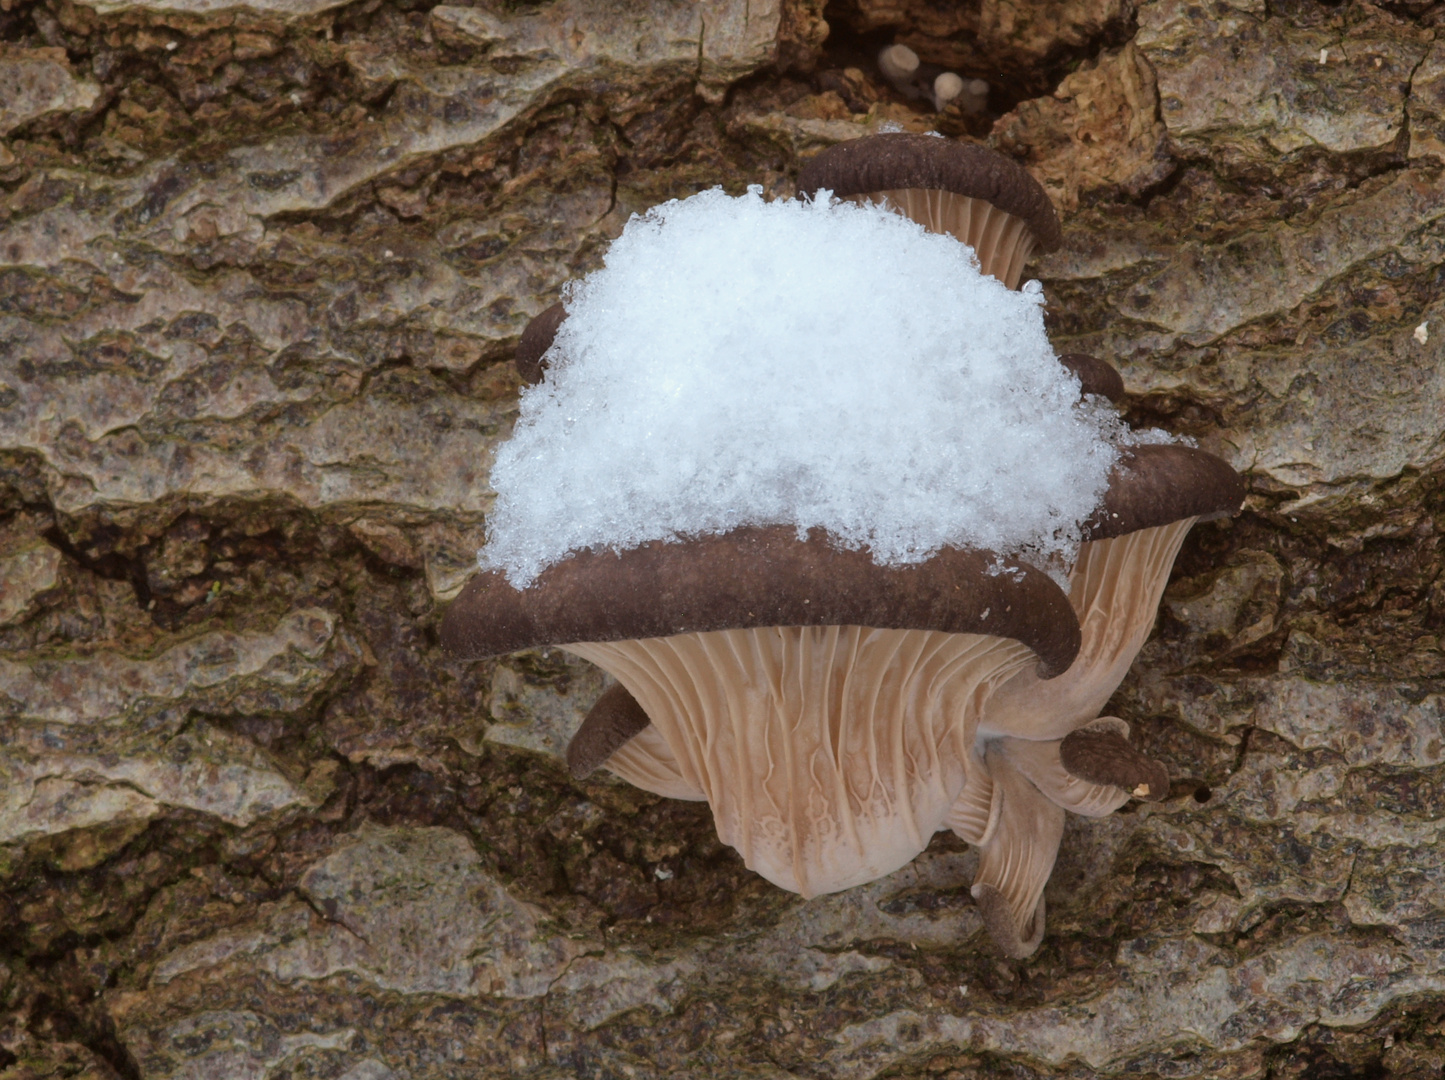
[481,185,1138,588]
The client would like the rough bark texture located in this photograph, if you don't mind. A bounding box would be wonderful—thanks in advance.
[1,0,1443,1076]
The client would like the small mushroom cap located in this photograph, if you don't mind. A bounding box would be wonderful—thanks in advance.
[933,72,965,106]
[1057,353,1125,404]
[441,525,1083,677]
[569,681,652,779]
[878,43,919,81]
[515,301,566,385]
[797,134,1062,253]
[973,884,1045,959]
[1059,721,1170,802]
[1084,443,1245,540]
[1004,721,1138,817]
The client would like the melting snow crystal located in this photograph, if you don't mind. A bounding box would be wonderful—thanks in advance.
[481,186,1135,588]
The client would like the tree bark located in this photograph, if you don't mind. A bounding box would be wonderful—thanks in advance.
[1,0,1443,1076]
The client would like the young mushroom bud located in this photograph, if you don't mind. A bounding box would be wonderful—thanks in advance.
[1056,353,1126,403]
[931,72,965,112]
[876,44,971,116]
[878,44,920,87]
[956,78,991,116]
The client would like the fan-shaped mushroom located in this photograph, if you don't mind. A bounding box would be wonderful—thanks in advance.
[447,134,1245,956]
[795,132,1063,288]
[956,443,1245,955]
[795,134,1247,954]
[443,528,1080,895]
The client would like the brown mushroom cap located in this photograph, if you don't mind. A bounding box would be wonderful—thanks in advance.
[441,526,1082,678]
[973,442,1246,751]
[568,681,652,779]
[1084,442,1246,540]
[515,301,566,386]
[1059,722,1170,801]
[1057,353,1125,404]
[796,134,1063,253]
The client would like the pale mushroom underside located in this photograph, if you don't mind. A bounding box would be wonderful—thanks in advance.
[567,516,1197,948]
[567,626,1035,898]
[845,188,1037,289]
[982,516,1198,742]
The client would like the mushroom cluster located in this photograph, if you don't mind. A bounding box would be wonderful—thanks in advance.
[877,44,989,116]
[443,134,1244,957]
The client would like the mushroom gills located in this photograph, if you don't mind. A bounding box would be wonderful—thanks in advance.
[570,683,709,799]
[845,189,1036,289]
[952,518,1195,956]
[1002,725,1137,818]
[958,733,1132,957]
[980,517,1198,742]
[967,739,1063,957]
[565,624,1036,898]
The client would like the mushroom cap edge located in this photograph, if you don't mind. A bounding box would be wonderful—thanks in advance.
[1085,442,1246,541]
[796,133,1062,253]
[441,526,1083,678]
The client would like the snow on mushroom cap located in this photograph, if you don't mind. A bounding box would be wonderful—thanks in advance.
[481,185,1136,588]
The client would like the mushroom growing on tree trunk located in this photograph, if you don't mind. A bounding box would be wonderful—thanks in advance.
[794,134,1247,955]
[444,134,1245,956]
[796,133,1063,289]
[444,530,1081,895]
[955,443,1244,955]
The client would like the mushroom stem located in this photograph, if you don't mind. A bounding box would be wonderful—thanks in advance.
[1059,719,1170,801]
[568,682,653,779]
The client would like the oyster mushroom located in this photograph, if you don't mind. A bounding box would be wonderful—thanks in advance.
[957,442,1245,956]
[442,528,1081,896]
[795,136,1247,954]
[450,137,1244,955]
[796,132,1063,288]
